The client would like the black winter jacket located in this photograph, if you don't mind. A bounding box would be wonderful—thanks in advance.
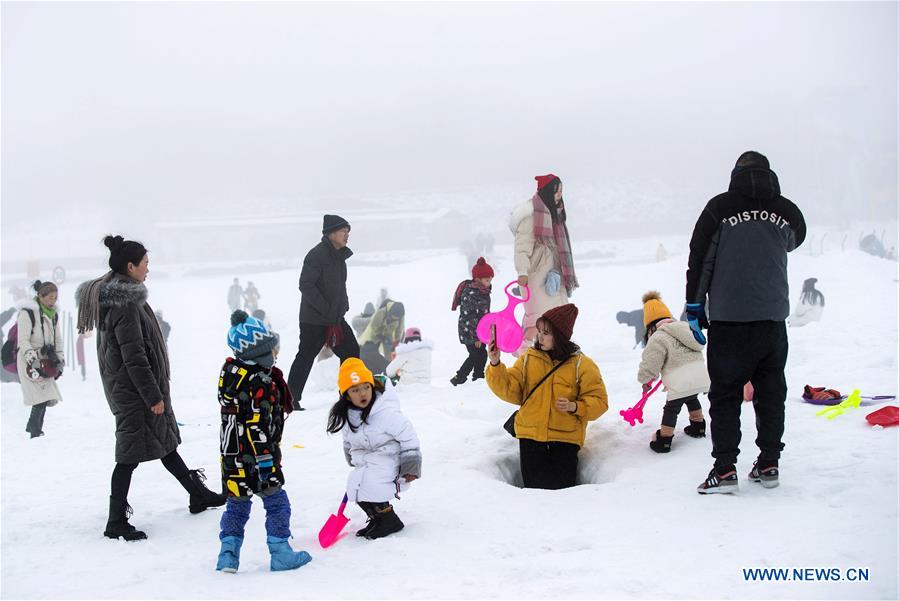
[298,237,353,326]
[95,276,180,463]
[686,167,806,322]
[456,280,491,345]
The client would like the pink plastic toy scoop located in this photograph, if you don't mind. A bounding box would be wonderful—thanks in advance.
[620,381,664,427]
[476,282,530,353]
[318,493,350,548]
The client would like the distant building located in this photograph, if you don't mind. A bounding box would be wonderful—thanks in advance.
[152,208,473,263]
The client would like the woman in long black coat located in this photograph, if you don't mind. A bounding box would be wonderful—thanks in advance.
[77,235,225,541]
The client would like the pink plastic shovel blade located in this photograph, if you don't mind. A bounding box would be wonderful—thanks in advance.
[318,494,350,548]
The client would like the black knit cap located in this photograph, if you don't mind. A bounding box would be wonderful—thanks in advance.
[103,235,147,274]
[734,151,770,170]
[322,214,351,235]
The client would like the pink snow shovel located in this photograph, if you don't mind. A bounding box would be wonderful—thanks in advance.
[620,380,664,426]
[318,494,350,548]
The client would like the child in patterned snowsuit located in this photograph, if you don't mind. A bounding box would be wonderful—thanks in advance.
[450,257,494,386]
[215,310,312,573]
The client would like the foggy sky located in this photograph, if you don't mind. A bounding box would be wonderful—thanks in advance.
[2,1,897,264]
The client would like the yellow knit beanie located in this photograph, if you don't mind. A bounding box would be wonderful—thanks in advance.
[338,358,374,394]
[642,290,673,327]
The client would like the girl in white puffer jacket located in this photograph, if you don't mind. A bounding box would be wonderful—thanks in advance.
[327,358,422,540]
[637,291,710,454]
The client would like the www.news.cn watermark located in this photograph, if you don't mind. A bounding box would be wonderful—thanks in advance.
[743,567,871,582]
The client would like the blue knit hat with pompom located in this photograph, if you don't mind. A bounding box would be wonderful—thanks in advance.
[227,310,279,360]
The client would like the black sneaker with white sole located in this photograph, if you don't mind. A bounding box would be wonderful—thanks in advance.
[749,461,779,488]
[697,466,739,494]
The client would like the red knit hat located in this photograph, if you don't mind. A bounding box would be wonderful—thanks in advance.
[535,174,559,190]
[540,303,579,340]
[471,257,494,279]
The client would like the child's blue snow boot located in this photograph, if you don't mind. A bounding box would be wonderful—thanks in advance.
[216,535,243,573]
[266,536,312,571]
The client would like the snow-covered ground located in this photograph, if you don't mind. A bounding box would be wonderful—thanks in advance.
[2,236,897,600]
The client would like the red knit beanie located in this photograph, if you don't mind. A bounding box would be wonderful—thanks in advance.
[540,303,579,340]
[471,257,494,279]
[535,174,559,190]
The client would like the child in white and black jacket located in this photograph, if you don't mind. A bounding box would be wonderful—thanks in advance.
[450,257,494,386]
[327,358,421,540]
[638,291,710,454]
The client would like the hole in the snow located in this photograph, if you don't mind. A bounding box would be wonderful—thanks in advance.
[487,436,622,488]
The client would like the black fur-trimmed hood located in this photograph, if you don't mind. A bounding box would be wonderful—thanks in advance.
[75,275,148,309]
[97,276,148,308]
[76,271,149,334]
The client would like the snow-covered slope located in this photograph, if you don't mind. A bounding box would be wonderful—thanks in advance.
[2,237,896,600]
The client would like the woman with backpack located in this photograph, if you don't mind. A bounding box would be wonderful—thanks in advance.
[16,280,65,438]
[485,303,608,489]
[76,235,225,541]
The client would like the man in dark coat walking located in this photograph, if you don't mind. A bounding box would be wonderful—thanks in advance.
[686,151,806,494]
[287,215,360,409]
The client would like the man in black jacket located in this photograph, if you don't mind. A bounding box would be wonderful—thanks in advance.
[686,151,806,494]
[287,215,360,409]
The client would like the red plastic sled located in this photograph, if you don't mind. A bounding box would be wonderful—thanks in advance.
[865,406,899,427]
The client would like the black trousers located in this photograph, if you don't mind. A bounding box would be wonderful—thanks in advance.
[359,341,390,375]
[519,438,580,490]
[287,319,359,402]
[661,394,703,428]
[707,321,788,468]
[455,343,487,379]
[26,402,48,435]
[110,450,191,500]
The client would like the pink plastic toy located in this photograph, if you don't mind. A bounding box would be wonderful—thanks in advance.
[620,380,664,426]
[318,493,350,548]
[476,282,530,353]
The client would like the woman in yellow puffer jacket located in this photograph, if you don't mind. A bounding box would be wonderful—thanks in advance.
[486,303,608,489]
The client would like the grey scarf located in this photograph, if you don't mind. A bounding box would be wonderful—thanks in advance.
[76,271,116,335]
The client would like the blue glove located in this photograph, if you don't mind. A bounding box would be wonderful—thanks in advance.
[684,302,709,345]
[545,270,562,296]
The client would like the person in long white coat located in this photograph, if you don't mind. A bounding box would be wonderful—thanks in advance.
[385,327,433,385]
[17,280,65,438]
[510,174,579,352]
[326,358,421,540]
